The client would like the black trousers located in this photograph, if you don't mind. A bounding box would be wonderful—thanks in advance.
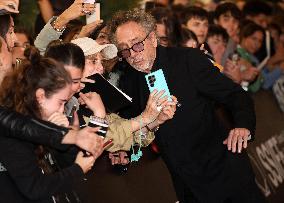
[171,171,267,203]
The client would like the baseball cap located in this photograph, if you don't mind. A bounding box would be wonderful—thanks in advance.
[71,37,117,59]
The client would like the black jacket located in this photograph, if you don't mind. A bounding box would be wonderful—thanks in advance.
[0,107,84,202]
[119,46,259,202]
[0,106,69,149]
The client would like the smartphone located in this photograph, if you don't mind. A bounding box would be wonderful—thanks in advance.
[86,3,100,24]
[145,69,172,101]
[66,105,77,125]
[88,117,109,137]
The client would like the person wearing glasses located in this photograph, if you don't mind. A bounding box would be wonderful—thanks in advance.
[108,9,265,203]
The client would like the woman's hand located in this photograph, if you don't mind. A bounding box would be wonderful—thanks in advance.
[142,90,169,124]
[156,96,177,125]
[62,126,105,156]
[47,112,69,127]
[0,0,19,14]
[223,59,242,84]
[240,66,259,82]
[57,0,95,28]
[79,92,106,118]
[75,151,96,173]
[109,151,129,165]
[76,20,103,39]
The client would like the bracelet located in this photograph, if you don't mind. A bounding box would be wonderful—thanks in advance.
[131,113,155,127]
[50,16,66,33]
[145,124,159,132]
[140,113,156,126]
[90,115,108,125]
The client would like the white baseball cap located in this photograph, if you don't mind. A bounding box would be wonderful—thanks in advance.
[71,37,117,60]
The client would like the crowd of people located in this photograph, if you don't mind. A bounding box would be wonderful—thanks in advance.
[0,0,284,202]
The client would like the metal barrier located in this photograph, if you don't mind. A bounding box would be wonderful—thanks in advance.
[248,90,284,203]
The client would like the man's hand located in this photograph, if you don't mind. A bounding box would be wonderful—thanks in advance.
[223,128,251,153]
[156,96,177,125]
[143,89,168,124]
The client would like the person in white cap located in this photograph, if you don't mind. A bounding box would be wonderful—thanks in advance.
[71,37,118,78]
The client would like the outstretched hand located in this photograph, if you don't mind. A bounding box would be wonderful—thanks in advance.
[59,0,95,26]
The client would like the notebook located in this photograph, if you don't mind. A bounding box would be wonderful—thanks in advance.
[81,74,132,113]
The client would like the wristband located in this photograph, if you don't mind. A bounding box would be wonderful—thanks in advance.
[88,116,109,137]
[146,124,159,132]
[90,115,108,124]
[50,16,66,33]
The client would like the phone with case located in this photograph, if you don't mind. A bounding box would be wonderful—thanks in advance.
[145,69,172,101]
[86,3,100,24]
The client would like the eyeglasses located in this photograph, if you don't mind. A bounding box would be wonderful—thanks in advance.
[117,32,151,59]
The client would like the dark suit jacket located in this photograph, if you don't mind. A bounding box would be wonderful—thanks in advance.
[119,46,258,202]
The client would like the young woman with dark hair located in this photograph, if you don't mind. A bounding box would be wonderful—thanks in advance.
[0,14,17,83]
[0,48,104,202]
[238,21,283,91]
[0,14,17,52]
